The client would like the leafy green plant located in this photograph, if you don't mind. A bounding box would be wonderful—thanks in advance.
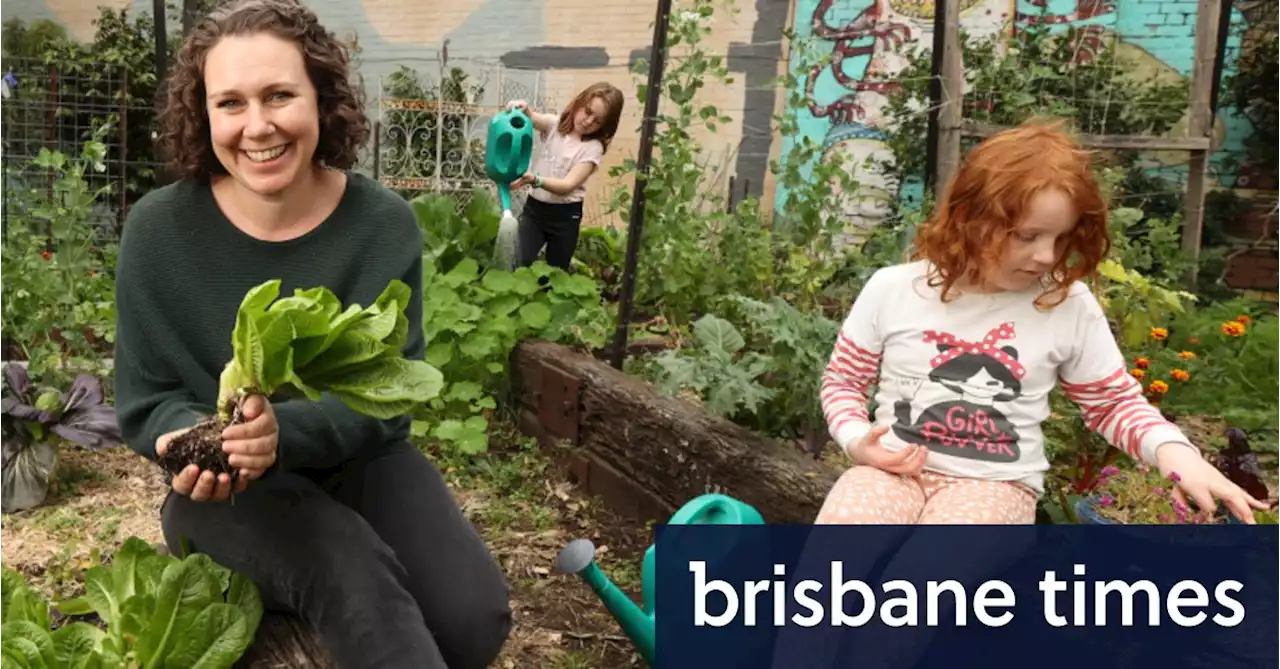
[1094,257,1198,350]
[415,257,611,454]
[405,191,612,454]
[1,142,118,381]
[648,314,775,418]
[1,363,121,514]
[1,537,263,668]
[158,279,444,478]
[718,296,842,448]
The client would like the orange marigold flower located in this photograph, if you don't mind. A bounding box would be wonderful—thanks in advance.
[1236,315,1251,324]
[1134,357,1150,369]
[1148,380,1170,394]
[1130,368,1146,380]
[1150,327,1168,340]
[1177,350,1196,360]
[1171,369,1190,382]
[1220,321,1246,337]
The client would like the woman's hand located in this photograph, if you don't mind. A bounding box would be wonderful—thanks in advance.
[156,426,244,502]
[222,394,279,486]
[849,425,929,476]
[506,99,529,111]
[1155,442,1269,524]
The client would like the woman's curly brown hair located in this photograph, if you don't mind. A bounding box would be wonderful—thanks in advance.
[158,0,369,180]
[911,118,1111,310]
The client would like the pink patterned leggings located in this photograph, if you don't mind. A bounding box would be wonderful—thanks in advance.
[816,466,1039,525]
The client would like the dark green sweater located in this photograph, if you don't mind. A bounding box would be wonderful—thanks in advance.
[112,171,425,473]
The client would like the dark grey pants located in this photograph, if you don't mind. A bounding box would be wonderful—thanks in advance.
[161,440,512,669]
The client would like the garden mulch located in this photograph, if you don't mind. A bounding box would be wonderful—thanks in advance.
[0,423,650,669]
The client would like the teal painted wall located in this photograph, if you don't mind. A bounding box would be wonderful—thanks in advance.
[776,0,1263,231]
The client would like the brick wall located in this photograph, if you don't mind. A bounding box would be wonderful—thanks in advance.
[1222,195,1279,293]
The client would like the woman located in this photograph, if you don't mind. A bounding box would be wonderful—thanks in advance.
[112,1,512,667]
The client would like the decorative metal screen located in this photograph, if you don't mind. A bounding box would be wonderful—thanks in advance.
[371,60,560,215]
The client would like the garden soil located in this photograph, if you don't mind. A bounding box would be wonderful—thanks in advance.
[0,429,651,669]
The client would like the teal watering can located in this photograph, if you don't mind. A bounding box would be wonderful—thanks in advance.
[555,493,765,667]
[484,107,535,213]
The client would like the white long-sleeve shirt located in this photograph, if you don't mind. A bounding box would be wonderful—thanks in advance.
[821,260,1194,494]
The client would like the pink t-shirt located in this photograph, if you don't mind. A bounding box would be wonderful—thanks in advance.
[530,127,604,204]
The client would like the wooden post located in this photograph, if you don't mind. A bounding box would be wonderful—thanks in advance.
[1181,0,1224,271]
[933,0,964,193]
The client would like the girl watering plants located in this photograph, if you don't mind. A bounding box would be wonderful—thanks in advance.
[505,82,624,270]
[111,1,511,667]
[817,120,1268,527]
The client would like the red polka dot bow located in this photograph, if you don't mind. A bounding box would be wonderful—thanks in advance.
[922,322,1026,380]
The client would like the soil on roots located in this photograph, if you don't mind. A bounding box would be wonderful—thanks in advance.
[155,405,245,482]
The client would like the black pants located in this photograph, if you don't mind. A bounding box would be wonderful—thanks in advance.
[517,196,583,270]
[161,440,512,669]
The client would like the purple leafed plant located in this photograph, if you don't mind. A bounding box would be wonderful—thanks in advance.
[2,362,122,513]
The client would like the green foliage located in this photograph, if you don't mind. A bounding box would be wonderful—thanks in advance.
[218,279,444,421]
[606,2,875,324]
[408,192,612,454]
[875,22,1189,222]
[1158,302,1279,434]
[643,296,841,446]
[649,314,775,418]
[1094,257,1198,350]
[2,538,262,669]
[1,141,117,383]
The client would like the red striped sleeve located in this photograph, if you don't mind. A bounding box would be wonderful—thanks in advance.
[1058,366,1186,462]
[821,330,882,452]
[1055,283,1194,465]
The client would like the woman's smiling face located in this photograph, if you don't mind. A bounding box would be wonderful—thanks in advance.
[203,31,320,197]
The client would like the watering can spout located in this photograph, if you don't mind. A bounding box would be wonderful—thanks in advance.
[556,494,765,667]
[556,538,656,666]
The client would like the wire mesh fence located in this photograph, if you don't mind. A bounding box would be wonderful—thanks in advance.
[956,5,1203,220]
[370,59,561,217]
[1,55,565,232]
[1220,0,1277,192]
[1,56,163,241]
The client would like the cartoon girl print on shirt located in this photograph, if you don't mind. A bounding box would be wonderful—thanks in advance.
[891,322,1024,462]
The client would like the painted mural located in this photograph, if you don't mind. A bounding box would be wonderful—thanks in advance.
[778,0,1012,235]
[777,0,1255,234]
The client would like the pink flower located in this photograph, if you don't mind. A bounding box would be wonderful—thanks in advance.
[1099,494,1115,506]
[1168,471,1182,483]
[1100,466,1119,477]
[1152,486,1166,496]
[1158,514,1171,522]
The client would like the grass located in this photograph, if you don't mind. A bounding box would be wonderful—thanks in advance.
[0,418,654,669]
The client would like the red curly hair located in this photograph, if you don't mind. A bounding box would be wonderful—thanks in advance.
[911,119,1111,309]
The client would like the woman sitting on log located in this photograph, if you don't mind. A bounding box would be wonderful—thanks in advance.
[111,1,512,666]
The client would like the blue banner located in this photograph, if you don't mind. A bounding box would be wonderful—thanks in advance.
[653,524,1277,669]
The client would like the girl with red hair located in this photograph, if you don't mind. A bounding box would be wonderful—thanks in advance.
[818,120,1266,525]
